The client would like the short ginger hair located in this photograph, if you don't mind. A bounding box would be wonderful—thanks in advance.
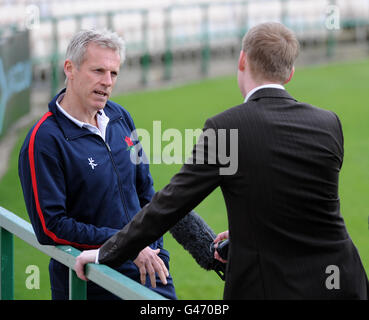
[242,22,300,83]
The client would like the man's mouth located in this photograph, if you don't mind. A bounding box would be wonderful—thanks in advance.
[93,90,108,97]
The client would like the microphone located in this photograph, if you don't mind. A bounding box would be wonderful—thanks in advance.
[210,239,229,261]
[169,211,227,280]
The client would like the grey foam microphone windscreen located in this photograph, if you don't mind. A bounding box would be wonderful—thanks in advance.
[169,211,226,279]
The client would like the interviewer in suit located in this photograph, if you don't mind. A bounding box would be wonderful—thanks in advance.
[75,22,368,299]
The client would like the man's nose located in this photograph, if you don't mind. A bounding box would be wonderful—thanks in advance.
[101,72,113,86]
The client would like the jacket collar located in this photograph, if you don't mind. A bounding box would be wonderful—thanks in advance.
[48,88,121,140]
[248,88,297,102]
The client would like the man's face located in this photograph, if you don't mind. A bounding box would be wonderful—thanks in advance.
[67,42,121,111]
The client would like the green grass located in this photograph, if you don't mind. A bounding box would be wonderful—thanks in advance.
[1,59,368,299]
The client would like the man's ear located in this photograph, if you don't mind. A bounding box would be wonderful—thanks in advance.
[284,66,295,84]
[63,59,74,81]
[238,50,246,72]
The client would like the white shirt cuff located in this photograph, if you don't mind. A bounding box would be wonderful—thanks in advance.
[95,249,100,264]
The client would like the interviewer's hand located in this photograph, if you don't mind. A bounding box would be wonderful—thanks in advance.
[134,246,169,288]
[74,249,99,281]
[214,230,229,263]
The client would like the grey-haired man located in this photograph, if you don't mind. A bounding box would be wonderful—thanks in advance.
[18,29,176,300]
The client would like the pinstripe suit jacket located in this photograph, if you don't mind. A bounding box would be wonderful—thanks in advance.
[99,88,368,299]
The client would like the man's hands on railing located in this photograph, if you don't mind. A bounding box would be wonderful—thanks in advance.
[74,246,169,288]
[75,249,99,281]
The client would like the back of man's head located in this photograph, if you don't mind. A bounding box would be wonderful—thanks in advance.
[242,22,300,83]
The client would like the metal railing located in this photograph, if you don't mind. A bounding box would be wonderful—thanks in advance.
[0,206,166,300]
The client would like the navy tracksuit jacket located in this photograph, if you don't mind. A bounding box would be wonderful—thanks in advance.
[18,89,176,299]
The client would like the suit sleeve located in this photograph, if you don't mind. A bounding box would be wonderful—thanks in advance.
[98,118,223,267]
[335,113,344,160]
[18,141,120,249]
[331,112,344,169]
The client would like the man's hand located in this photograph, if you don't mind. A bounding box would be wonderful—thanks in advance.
[134,246,169,288]
[74,249,99,281]
[214,230,229,263]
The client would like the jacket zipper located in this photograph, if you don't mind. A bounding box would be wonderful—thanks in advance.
[65,116,131,224]
[103,140,131,224]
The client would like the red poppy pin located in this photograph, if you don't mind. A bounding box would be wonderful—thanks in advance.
[125,136,135,151]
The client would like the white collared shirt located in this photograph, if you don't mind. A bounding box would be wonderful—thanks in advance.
[56,93,110,141]
[244,84,285,103]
